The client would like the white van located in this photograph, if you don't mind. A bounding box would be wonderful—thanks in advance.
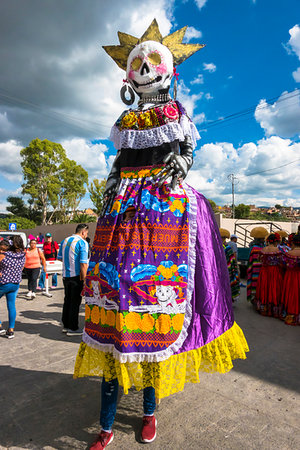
[0,231,27,248]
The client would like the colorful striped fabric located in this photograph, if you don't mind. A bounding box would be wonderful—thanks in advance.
[224,244,240,301]
[247,245,263,302]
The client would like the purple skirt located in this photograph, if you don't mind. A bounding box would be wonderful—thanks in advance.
[80,166,235,363]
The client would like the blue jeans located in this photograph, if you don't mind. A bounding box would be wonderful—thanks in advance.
[100,378,156,431]
[38,268,57,288]
[0,283,19,329]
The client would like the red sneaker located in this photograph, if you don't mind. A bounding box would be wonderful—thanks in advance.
[89,430,114,449]
[141,415,157,443]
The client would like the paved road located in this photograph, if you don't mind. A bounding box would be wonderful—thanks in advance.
[0,278,299,449]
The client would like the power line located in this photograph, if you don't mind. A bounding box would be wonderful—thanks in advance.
[198,90,300,131]
[242,157,300,177]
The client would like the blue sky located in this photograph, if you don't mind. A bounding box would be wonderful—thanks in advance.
[0,0,300,212]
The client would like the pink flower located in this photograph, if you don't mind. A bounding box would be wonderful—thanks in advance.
[163,104,179,120]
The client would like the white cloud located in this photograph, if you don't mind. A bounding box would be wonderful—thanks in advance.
[184,26,202,42]
[186,136,300,206]
[194,0,208,10]
[177,80,203,117]
[286,24,300,82]
[255,89,300,138]
[205,93,213,100]
[203,62,217,73]
[190,74,204,85]
[193,113,206,124]
[61,138,109,181]
[0,140,23,182]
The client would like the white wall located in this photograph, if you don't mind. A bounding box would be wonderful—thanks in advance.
[217,214,299,247]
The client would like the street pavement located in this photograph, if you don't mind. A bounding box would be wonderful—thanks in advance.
[0,277,299,450]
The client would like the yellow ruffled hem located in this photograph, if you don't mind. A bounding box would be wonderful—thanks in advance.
[74,321,249,399]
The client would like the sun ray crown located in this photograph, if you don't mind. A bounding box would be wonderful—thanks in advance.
[103,19,205,70]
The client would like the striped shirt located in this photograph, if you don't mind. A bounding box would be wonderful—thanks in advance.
[57,234,88,278]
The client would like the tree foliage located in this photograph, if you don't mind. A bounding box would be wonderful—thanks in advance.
[20,138,88,225]
[6,196,29,217]
[71,213,97,223]
[235,203,250,219]
[88,178,106,215]
[208,199,217,212]
[0,215,36,230]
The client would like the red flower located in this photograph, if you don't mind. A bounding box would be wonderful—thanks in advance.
[163,104,179,120]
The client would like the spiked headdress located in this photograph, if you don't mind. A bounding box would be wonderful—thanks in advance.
[103,19,205,70]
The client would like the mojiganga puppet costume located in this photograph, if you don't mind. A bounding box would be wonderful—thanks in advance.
[74,20,249,400]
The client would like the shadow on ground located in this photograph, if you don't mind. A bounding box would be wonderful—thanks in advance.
[0,366,144,449]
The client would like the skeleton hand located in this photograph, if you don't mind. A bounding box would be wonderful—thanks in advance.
[154,152,189,189]
[99,187,117,218]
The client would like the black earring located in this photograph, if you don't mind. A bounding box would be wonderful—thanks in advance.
[120,84,135,105]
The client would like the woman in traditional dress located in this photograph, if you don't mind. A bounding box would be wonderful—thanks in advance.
[247,227,268,302]
[220,228,240,302]
[253,233,283,317]
[74,20,249,449]
[280,234,300,326]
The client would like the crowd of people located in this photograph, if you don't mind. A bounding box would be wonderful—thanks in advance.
[247,227,300,326]
[0,225,90,338]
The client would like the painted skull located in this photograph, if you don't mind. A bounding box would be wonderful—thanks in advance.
[126,40,173,96]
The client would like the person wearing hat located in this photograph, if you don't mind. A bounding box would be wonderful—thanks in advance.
[38,232,59,290]
[228,234,238,261]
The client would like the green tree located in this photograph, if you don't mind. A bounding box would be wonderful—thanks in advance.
[235,203,250,219]
[21,139,65,225]
[6,196,29,217]
[275,204,282,209]
[53,159,88,223]
[0,216,36,230]
[89,179,106,215]
[208,199,218,212]
[71,213,97,223]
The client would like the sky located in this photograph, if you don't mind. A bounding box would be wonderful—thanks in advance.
[0,0,300,213]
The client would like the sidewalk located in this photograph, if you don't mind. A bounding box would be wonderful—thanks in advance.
[0,278,299,449]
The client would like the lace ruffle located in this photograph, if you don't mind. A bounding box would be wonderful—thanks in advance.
[110,116,200,150]
[74,321,249,399]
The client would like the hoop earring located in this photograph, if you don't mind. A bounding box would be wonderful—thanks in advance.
[120,84,135,105]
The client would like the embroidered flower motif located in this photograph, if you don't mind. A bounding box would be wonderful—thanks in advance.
[155,314,171,334]
[138,168,150,178]
[85,304,91,320]
[138,111,153,128]
[163,104,179,120]
[116,312,124,332]
[91,306,100,324]
[106,310,116,327]
[122,111,137,128]
[125,312,142,331]
[169,198,185,214]
[172,314,184,331]
[140,314,155,332]
[100,307,106,325]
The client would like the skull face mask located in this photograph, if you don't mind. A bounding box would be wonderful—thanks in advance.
[126,41,173,96]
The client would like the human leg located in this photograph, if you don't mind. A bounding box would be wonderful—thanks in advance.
[38,268,46,289]
[6,284,19,329]
[65,276,83,331]
[143,386,156,415]
[141,387,157,443]
[51,272,58,287]
[62,277,72,329]
[30,268,40,293]
[100,378,119,431]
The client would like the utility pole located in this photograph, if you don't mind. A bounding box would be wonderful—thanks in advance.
[227,174,239,219]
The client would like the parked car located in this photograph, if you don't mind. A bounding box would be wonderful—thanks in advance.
[0,231,27,248]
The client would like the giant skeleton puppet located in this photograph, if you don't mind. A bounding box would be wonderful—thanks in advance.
[74,20,248,403]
